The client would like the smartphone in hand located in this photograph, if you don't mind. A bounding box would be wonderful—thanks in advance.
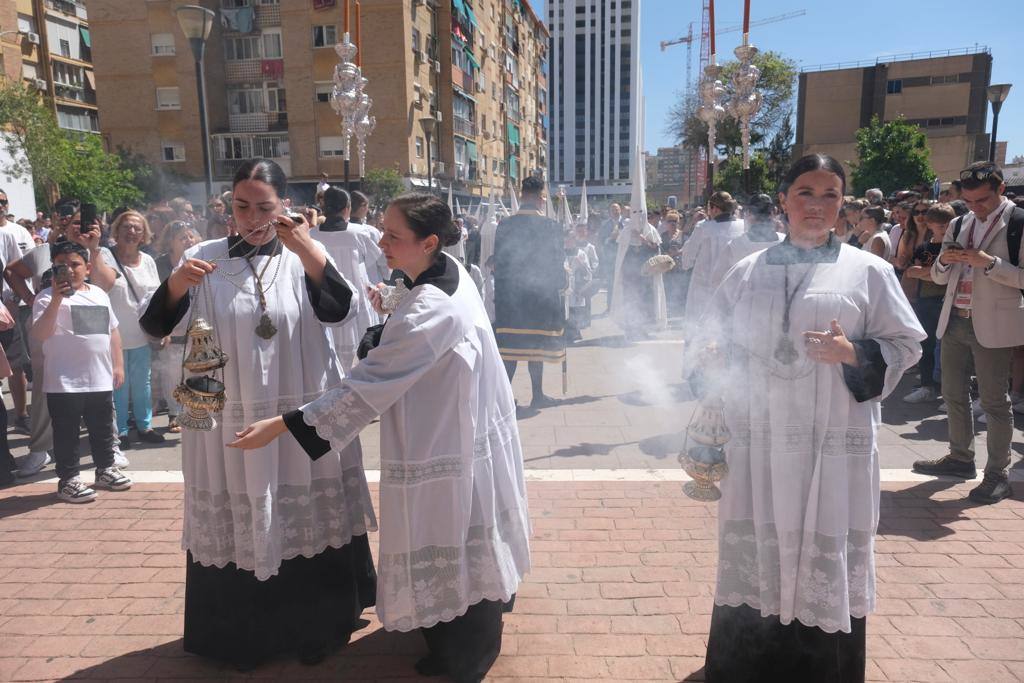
[80,202,97,227]
[942,241,964,251]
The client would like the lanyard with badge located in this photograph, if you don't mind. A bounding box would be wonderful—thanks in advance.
[954,202,1005,308]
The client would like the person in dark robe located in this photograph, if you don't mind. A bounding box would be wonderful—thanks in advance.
[493,176,566,407]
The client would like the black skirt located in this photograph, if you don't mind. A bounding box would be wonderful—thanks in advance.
[705,603,866,683]
[183,534,377,670]
[418,595,516,683]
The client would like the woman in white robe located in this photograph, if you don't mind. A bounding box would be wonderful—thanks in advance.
[311,186,387,372]
[610,210,667,337]
[229,192,530,683]
[695,155,925,682]
[679,191,745,325]
[139,159,377,671]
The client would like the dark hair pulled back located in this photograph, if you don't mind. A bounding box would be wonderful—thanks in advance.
[232,158,288,199]
[779,154,846,196]
[388,193,460,255]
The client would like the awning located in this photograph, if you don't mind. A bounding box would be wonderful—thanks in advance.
[84,70,96,90]
[464,48,481,71]
[508,156,518,179]
[464,3,479,27]
[466,141,478,161]
[451,0,467,18]
[79,27,91,48]
[507,123,520,145]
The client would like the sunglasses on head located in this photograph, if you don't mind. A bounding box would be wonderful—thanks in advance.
[959,166,1003,183]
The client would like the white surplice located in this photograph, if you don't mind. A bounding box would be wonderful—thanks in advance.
[162,239,377,580]
[298,253,531,632]
[680,216,745,323]
[312,224,387,371]
[610,221,667,330]
[710,231,785,286]
[701,242,924,634]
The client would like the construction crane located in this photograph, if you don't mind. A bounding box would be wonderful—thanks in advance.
[660,8,806,204]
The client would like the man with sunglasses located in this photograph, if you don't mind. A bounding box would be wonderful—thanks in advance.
[913,162,1024,504]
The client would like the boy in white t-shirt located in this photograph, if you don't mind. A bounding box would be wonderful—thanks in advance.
[31,241,131,503]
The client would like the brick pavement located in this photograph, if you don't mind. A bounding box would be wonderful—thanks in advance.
[1,480,1022,682]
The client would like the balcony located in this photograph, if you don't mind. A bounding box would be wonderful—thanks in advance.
[451,66,474,94]
[453,116,477,138]
[506,108,521,124]
[226,110,288,133]
[45,0,86,20]
[255,3,280,28]
[54,82,96,106]
[213,132,290,177]
[225,59,263,83]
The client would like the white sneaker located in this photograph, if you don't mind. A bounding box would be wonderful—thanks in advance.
[94,467,132,491]
[903,386,938,404]
[57,477,96,503]
[938,401,948,413]
[17,451,52,478]
[113,452,130,469]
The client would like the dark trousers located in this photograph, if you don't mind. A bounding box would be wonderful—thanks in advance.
[420,596,514,683]
[705,604,865,683]
[0,397,13,474]
[913,296,943,389]
[504,360,544,399]
[47,391,115,481]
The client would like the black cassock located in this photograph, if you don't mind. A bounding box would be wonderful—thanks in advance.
[492,211,566,363]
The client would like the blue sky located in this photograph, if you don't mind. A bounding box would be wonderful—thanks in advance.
[533,0,1022,166]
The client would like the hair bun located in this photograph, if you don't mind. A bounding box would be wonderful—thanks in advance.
[440,221,462,247]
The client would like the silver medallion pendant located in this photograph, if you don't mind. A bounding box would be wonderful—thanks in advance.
[255,312,277,340]
[774,335,799,365]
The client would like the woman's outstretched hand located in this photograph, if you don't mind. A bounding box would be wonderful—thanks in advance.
[227,416,288,451]
[803,319,857,366]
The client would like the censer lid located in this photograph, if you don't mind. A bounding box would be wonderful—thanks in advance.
[187,318,214,337]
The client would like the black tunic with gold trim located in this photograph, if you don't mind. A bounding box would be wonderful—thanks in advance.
[492,211,566,363]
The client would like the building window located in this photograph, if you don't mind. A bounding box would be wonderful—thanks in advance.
[313,25,337,48]
[319,135,345,157]
[886,79,902,94]
[151,33,175,56]
[262,30,283,59]
[225,36,261,60]
[266,81,286,112]
[415,136,424,158]
[162,142,185,162]
[59,38,70,57]
[314,82,332,102]
[156,87,181,110]
[229,88,264,114]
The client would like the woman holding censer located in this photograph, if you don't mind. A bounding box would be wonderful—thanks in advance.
[229,192,531,683]
[693,154,925,682]
[140,159,377,671]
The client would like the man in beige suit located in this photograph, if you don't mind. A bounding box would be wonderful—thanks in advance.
[913,162,1024,504]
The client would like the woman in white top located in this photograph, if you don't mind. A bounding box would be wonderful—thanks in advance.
[857,206,893,261]
[694,154,925,681]
[108,211,164,446]
[229,193,531,683]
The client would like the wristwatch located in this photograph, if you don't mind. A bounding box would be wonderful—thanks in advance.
[984,256,999,274]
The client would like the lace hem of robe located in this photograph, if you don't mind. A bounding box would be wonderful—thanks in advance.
[714,520,876,635]
[376,508,531,632]
[301,387,378,455]
[183,470,376,581]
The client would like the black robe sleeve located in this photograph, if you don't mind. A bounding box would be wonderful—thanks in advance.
[841,339,887,403]
[305,262,353,323]
[139,280,190,338]
[283,409,331,460]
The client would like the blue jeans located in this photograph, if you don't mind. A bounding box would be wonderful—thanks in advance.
[114,345,153,435]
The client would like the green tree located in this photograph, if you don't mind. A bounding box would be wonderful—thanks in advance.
[850,116,936,196]
[0,80,67,205]
[667,51,798,159]
[764,112,794,191]
[57,135,142,211]
[361,167,405,208]
[713,153,772,198]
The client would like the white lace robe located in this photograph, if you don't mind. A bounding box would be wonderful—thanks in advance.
[312,225,387,371]
[157,239,377,581]
[680,216,745,323]
[702,243,924,633]
[298,255,531,631]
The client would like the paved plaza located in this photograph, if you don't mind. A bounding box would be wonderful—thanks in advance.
[1,297,1023,681]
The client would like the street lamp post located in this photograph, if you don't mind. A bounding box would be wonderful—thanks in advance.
[420,115,437,194]
[175,5,216,201]
[987,83,1012,163]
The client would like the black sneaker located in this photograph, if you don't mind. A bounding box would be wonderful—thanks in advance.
[137,429,166,444]
[912,455,977,479]
[968,472,1013,505]
[13,415,29,435]
[118,435,132,451]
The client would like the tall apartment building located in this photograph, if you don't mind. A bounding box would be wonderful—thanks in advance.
[1,0,98,134]
[87,0,547,202]
[794,47,993,184]
[547,0,639,197]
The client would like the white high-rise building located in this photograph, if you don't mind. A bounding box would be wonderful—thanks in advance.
[547,0,641,196]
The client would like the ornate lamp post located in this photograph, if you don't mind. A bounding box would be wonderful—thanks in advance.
[329,2,373,189]
[419,115,438,193]
[987,84,1011,163]
[729,42,762,194]
[175,5,216,199]
[697,0,724,199]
